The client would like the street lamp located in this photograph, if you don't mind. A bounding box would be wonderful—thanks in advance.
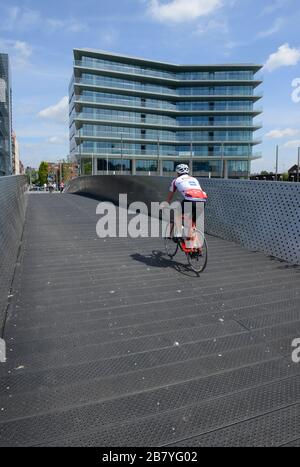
[275,145,279,181]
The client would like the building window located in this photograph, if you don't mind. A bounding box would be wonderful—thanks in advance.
[136,159,158,172]
[97,158,132,171]
[193,160,221,174]
[163,161,176,172]
[228,160,248,176]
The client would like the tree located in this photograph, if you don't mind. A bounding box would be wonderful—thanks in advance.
[83,161,92,175]
[282,172,289,181]
[38,162,49,186]
[25,167,38,185]
[62,162,72,183]
[260,170,269,175]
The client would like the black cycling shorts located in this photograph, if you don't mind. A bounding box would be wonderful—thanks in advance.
[181,200,200,223]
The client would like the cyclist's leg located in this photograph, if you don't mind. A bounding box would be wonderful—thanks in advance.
[182,200,193,238]
[184,201,199,249]
[172,201,183,238]
[192,201,197,224]
[192,201,205,250]
[167,224,178,244]
[194,200,205,234]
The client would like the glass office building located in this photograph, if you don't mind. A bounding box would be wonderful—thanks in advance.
[69,49,262,178]
[0,53,12,176]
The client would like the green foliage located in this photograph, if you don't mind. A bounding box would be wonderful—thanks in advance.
[282,172,289,181]
[62,162,72,183]
[260,171,269,175]
[83,161,92,175]
[38,161,49,186]
[25,167,38,184]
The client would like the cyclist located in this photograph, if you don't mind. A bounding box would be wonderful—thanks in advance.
[165,164,207,239]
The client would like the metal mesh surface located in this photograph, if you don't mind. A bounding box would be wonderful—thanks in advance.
[201,179,300,265]
[0,175,27,332]
[0,192,300,447]
[66,175,300,264]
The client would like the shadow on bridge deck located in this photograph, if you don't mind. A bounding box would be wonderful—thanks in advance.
[0,193,300,447]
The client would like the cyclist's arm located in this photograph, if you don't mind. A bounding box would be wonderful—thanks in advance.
[166,179,177,203]
[166,191,174,204]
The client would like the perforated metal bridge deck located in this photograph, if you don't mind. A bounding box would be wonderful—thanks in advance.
[0,193,300,447]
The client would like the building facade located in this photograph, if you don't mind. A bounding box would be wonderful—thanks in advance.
[0,53,12,176]
[12,131,20,175]
[69,49,262,178]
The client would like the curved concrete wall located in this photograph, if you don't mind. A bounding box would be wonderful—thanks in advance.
[0,175,27,332]
[67,175,300,265]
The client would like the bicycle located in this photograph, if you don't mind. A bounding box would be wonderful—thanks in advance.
[164,210,208,274]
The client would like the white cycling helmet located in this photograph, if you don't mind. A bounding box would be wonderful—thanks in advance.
[176,164,190,175]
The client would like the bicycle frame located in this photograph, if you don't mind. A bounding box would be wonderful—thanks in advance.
[164,206,207,274]
[178,215,202,253]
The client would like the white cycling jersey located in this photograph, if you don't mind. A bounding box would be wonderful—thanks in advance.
[169,175,207,202]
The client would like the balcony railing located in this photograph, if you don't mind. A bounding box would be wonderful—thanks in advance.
[74,78,262,98]
[77,129,258,143]
[75,94,177,110]
[75,77,175,95]
[74,95,262,113]
[75,112,261,128]
[74,61,260,82]
[74,148,262,158]
[76,112,177,126]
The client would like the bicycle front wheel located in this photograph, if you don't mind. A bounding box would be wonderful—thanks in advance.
[164,223,179,258]
[187,230,208,273]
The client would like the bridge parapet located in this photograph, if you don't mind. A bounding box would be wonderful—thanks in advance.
[66,175,300,265]
[0,176,27,331]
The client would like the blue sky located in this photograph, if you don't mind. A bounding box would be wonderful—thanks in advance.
[0,0,300,172]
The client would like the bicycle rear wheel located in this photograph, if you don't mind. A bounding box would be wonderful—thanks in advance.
[187,230,208,273]
[164,223,179,258]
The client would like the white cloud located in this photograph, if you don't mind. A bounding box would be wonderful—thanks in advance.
[266,128,300,138]
[283,139,300,148]
[291,78,300,103]
[1,6,40,32]
[224,40,240,50]
[98,28,120,47]
[148,0,222,23]
[256,17,284,38]
[1,5,87,34]
[259,0,288,17]
[0,39,32,69]
[46,18,87,33]
[38,96,68,125]
[265,43,300,71]
[194,18,228,35]
[47,135,68,144]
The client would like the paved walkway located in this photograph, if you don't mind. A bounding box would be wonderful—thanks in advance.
[0,193,300,446]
